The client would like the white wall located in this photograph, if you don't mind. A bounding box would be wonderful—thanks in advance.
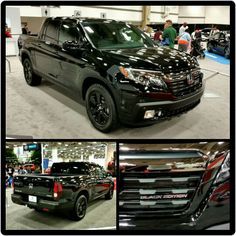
[6,7,21,56]
[19,6,42,17]
[7,5,230,30]
[6,7,21,35]
[205,6,230,24]
[150,6,179,23]
[178,6,205,24]
[14,6,142,23]
[178,6,230,25]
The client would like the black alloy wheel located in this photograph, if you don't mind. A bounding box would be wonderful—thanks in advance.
[105,185,114,200]
[23,58,41,86]
[86,84,117,133]
[71,195,88,221]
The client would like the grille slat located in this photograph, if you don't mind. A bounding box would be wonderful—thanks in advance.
[166,71,203,97]
[120,172,202,213]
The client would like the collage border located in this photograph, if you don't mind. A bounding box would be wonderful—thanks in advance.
[1,0,235,235]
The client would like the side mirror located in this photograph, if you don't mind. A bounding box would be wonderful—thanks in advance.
[62,40,81,51]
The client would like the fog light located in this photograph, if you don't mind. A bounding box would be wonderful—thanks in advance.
[144,110,155,119]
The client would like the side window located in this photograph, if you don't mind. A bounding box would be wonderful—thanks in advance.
[43,20,60,44]
[93,165,105,177]
[58,20,82,46]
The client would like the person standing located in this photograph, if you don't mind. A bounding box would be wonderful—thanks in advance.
[154,27,162,43]
[179,22,188,36]
[210,25,220,36]
[22,23,29,35]
[161,20,177,49]
[7,165,14,187]
[178,28,191,52]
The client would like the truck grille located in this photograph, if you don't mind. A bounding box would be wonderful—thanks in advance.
[119,171,203,213]
[166,70,203,98]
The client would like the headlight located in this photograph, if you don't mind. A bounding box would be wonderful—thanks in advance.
[119,67,167,91]
[214,151,230,184]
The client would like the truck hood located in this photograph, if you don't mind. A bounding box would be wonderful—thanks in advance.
[102,47,199,73]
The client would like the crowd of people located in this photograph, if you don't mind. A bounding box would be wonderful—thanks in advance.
[5,164,41,188]
[152,20,199,53]
[152,20,219,55]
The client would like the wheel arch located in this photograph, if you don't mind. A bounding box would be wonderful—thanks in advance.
[82,77,118,114]
[21,50,31,63]
[75,189,90,202]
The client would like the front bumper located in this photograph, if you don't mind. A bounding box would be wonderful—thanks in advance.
[11,193,73,211]
[118,88,204,125]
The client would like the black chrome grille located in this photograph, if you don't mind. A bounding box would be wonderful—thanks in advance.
[166,70,203,97]
[119,171,203,213]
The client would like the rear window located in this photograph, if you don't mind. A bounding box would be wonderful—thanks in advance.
[51,162,89,175]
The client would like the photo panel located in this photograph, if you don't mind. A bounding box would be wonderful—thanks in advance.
[4,141,117,231]
[118,141,231,231]
[4,2,232,139]
[2,0,235,235]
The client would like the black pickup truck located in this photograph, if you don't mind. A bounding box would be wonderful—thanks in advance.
[12,162,114,220]
[18,17,204,132]
[119,149,230,230]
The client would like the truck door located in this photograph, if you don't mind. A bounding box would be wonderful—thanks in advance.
[34,19,61,81]
[56,19,87,91]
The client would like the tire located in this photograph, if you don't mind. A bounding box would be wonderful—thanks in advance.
[224,47,230,59]
[85,84,117,133]
[105,185,114,200]
[207,42,213,52]
[71,195,88,221]
[23,58,41,86]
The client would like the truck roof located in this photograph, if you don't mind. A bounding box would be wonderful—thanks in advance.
[52,161,100,166]
[48,16,124,24]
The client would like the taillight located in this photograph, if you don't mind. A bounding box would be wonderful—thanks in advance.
[53,182,63,199]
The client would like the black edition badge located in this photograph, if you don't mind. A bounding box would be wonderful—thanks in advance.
[140,194,188,200]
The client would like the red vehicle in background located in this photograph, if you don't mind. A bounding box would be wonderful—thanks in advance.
[23,163,36,171]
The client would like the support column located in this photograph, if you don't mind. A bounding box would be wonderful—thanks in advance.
[51,146,58,163]
[142,6,151,29]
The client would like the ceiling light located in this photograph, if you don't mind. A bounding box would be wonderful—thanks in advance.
[218,142,224,145]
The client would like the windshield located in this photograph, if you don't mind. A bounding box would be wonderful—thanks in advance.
[81,21,154,50]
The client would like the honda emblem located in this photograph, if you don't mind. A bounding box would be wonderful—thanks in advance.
[187,74,194,85]
[29,183,33,189]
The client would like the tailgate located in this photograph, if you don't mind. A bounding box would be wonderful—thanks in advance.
[13,175,55,199]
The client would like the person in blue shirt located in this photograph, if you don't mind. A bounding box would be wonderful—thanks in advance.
[178,28,191,52]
